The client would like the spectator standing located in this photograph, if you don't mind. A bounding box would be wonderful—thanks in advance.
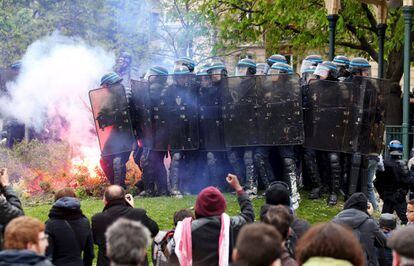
[377,213,397,266]
[231,223,283,266]
[0,216,52,266]
[262,205,297,266]
[0,168,24,249]
[92,185,159,266]
[296,222,364,266]
[45,188,94,266]
[387,226,414,266]
[173,174,255,266]
[105,218,151,266]
[332,192,386,266]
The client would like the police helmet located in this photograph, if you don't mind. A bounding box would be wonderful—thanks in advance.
[349,58,371,77]
[10,60,22,70]
[388,140,403,156]
[235,58,257,76]
[300,55,323,75]
[267,54,287,67]
[175,57,195,72]
[313,61,338,80]
[333,55,350,68]
[100,72,123,86]
[256,63,269,75]
[206,61,227,76]
[144,66,168,81]
[268,63,293,75]
[301,65,317,84]
[173,65,191,75]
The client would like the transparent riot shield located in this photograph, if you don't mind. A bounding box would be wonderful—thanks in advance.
[222,76,258,147]
[89,84,135,156]
[257,74,304,145]
[304,78,389,155]
[131,79,153,149]
[196,74,226,151]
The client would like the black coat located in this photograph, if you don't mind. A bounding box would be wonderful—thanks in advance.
[333,208,386,266]
[190,191,255,266]
[0,185,24,249]
[0,250,53,266]
[45,197,94,266]
[91,199,159,266]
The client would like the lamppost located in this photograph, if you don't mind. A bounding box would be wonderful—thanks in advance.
[325,0,340,60]
[402,0,413,160]
[376,4,387,78]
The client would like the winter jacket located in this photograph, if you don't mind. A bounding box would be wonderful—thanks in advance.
[377,230,393,266]
[332,194,386,266]
[45,197,94,266]
[0,185,24,249]
[302,257,353,266]
[91,199,159,266]
[189,191,254,266]
[0,249,53,266]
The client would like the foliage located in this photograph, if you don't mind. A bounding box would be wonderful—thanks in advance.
[198,0,408,81]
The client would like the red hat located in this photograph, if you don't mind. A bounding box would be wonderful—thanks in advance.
[195,186,227,217]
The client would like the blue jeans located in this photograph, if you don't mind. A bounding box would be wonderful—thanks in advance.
[367,158,378,210]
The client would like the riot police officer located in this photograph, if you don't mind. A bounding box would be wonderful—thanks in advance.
[266,54,288,67]
[313,61,342,205]
[140,66,169,196]
[114,52,139,88]
[196,61,228,189]
[98,72,134,187]
[166,65,198,197]
[332,55,351,80]
[227,58,258,197]
[375,140,414,224]
[256,63,269,75]
[174,57,196,73]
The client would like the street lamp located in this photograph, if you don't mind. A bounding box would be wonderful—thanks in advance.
[402,0,413,159]
[375,4,387,78]
[325,0,340,60]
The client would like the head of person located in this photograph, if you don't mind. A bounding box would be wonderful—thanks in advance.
[303,55,323,67]
[301,66,317,85]
[267,54,288,67]
[388,140,403,159]
[235,58,257,76]
[194,186,226,218]
[232,223,283,266]
[387,226,414,266]
[144,66,168,84]
[407,199,414,223]
[256,63,269,75]
[117,52,132,68]
[103,185,126,206]
[262,205,293,241]
[106,218,151,266]
[207,61,228,82]
[4,216,49,255]
[175,57,195,73]
[100,72,123,88]
[173,65,191,86]
[313,61,338,81]
[173,209,195,226]
[268,63,293,81]
[343,192,369,214]
[379,213,397,232]
[54,187,76,201]
[265,181,291,207]
[10,60,22,72]
[349,58,371,77]
[296,222,364,266]
[196,65,212,88]
[333,55,350,78]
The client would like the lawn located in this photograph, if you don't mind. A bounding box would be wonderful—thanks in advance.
[24,192,344,230]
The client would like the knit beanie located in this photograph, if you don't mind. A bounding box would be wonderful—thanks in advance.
[195,186,227,218]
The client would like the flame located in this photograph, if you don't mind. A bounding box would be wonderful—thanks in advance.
[71,145,101,178]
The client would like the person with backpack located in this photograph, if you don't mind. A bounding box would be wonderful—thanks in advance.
[332,192,386,266]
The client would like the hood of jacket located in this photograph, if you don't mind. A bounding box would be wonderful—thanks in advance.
[0,250,49,265]
[343,192,368,213]
[303,257,353,266]
[333,208,369,229]
[53,197,80,210]
[48,197,83,220]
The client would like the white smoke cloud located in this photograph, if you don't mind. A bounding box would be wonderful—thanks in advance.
[0,32,115,160]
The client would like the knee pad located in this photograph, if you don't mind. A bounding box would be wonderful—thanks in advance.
[206,152,216,166]
[243,150,254,165]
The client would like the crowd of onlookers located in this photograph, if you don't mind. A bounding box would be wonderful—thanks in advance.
[1,167,414,266]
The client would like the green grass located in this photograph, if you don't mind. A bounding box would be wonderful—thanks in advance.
[24,191,344,230]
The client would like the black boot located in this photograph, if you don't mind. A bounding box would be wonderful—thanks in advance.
[327,152,341,206]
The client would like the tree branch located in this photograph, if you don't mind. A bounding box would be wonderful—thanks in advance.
[361,3,379,35]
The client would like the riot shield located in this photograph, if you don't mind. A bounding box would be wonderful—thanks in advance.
[257,74,304,145]
[131,79,153,148]
[222,76,258,147]
[196,74,226,151]
[89,85,135,156]
[303,77,389,155]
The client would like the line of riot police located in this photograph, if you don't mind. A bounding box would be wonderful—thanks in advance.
[90,54,392,209]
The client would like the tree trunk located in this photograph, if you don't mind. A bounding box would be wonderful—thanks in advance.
[386,47,404,84]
